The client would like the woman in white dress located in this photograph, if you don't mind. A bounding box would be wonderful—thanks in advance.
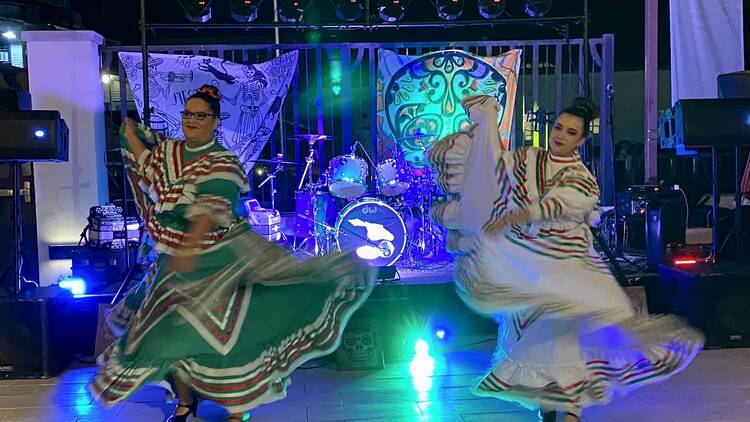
[429,96,703,422]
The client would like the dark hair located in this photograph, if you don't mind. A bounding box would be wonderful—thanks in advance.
[187,84,221,117]
[560,97,599,136]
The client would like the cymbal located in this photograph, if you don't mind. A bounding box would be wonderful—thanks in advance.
[252,158,298,166]
[397,133,436,141]
[287,134,335,142]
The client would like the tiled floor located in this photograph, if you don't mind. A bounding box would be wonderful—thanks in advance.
[0,343,749,422]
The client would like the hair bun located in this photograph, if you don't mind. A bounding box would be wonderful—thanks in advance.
[197,84,221,100]
[569,97,599,121]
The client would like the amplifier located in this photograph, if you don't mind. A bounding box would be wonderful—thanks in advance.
[0,110,69,161]
[0,287,73,379]
[660,98,750,149]
[72,247,136,288]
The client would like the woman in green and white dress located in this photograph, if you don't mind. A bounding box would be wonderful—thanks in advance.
[89,85,374,421]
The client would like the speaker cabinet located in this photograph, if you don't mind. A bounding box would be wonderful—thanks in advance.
[0,288,73,379]
[658,264,750,348]
[0,110,69,162]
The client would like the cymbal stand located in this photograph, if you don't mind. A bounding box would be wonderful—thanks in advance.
[258,162,282,212]
[407,141,445,268]
[293,139,331,257]
[298,138,318,191]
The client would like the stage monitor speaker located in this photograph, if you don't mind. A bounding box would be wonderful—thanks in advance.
[0,110,69,162]
[664,98,750,149]
[0,288,73,379]
[718,70,750,98]
[658,264,750,348]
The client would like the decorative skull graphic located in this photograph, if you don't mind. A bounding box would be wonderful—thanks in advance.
[341,321,377,364]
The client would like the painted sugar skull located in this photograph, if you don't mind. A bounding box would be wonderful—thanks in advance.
[341,322,377,363]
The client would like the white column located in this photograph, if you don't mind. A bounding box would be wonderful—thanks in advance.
[21,30,109,285]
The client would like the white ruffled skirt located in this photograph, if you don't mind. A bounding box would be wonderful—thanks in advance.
[456,235,704,416]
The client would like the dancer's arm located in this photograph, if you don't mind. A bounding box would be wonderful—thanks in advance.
[484,167,598,234]
[525,169,600,223]
[122,118,148,161]
[171,158,249,273]
[171,213,215,274]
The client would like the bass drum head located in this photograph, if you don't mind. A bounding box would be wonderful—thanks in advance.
[335,198,407,267]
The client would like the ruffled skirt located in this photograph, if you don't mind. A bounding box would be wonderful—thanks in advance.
[456,235,704,416]
[89,222,374,414]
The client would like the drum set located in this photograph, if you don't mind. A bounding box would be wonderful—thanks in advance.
[253,133,447,268]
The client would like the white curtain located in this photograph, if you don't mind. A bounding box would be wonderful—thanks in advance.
[669,0,744,102]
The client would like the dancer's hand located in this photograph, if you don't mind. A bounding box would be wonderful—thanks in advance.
[484,217,510,235]
[122,117,138,140]
[484,210,532,235]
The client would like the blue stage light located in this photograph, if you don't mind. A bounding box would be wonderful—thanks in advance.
[59,277,87,296]
[435,328,447,340]
[34,129,47,139]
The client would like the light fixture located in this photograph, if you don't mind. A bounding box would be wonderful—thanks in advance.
[59,277,87,296]
[331,0,365,22]
[434,328,447,340]
[478,0,506,19]
[524,0,553,17]
[432,0,464,20]
[278,0,312,23]
[101,73,112,84]
[2,31,17,40]
[33,129,47,139]
[176,0,213,23]
[228,0,263,22]
[377,0,410,22]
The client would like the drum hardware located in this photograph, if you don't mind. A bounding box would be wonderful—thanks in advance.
[352,140,377,194]
[256,154,287,213]
[293,189,336,256]
[287,134,336,142]
[396,131,436,141]
[291,134,334,191]
[404,138,446,267]
[252,158,297,166]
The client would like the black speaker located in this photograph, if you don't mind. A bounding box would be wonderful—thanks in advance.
[0,110,69,162]
[658,264,750,348]
[0,288,73,378]
[646,198,687,268]
[666,98,750,148]
[718,70,750,98]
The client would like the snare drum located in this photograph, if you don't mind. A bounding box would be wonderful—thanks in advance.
[328,154,368,198]
[375,159,411,197]
[334,197,407,267]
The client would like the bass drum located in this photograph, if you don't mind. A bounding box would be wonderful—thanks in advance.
[334,197,407,267]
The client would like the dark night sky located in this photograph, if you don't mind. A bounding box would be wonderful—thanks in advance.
[65,0,712,71]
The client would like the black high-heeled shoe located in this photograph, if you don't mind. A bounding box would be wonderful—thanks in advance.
[538,410,556,422]
[165,399,198,422]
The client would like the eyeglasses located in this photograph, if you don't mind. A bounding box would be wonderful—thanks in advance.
[180,111,216,121]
